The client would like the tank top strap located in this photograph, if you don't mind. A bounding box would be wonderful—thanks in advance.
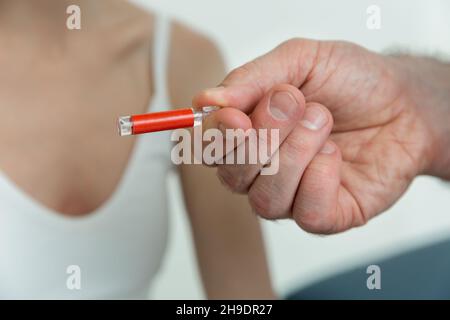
[150,13,172,112]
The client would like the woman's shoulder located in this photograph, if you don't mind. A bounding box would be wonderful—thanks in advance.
[169,21,226,106]
[120,2,222,64]
[116,2,226,105]
[93,2,155,55]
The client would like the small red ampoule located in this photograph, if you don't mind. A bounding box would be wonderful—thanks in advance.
[117,106,219,136]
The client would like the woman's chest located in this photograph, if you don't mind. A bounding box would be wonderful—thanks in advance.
[0,64,153,216]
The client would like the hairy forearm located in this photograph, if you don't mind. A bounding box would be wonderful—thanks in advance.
[393,54,450,180]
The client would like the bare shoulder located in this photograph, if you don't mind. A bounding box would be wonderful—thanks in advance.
[100,3,226,106]
[107,1,153,28]
[168,21,226,106]
[96,1,155,53]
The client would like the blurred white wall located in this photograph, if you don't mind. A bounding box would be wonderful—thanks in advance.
[130,0,450,299]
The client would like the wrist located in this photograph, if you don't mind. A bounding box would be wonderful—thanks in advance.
[392,54,450,180]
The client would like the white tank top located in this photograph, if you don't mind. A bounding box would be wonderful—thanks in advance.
[0,14,173,299]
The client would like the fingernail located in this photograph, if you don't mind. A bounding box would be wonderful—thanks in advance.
[320,142,336,154]
[300,105,328,130]
[269,91,297,121]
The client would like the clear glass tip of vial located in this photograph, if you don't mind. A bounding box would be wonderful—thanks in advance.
[193,106,220,126]
[118,116,132,136]
[201,105,220,115]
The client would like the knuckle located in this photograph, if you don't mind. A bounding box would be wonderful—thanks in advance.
[309,160,338,182]
[224,60,259,85]
[279,38,316,54]
[248,182,289,220]
[248,187,272,219]
[283,136,310,163]
[227,65,249,81]
[281,38,304,49]
[217,166,249,194]
[294,211,335,235]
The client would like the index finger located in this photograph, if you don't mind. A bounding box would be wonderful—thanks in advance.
[192,38,319,113]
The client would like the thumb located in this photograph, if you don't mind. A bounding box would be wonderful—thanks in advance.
[193,38,319,113]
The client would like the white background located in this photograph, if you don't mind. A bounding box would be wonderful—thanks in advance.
[131,0,450,299]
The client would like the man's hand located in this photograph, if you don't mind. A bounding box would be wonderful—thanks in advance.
[193,39,450,234]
